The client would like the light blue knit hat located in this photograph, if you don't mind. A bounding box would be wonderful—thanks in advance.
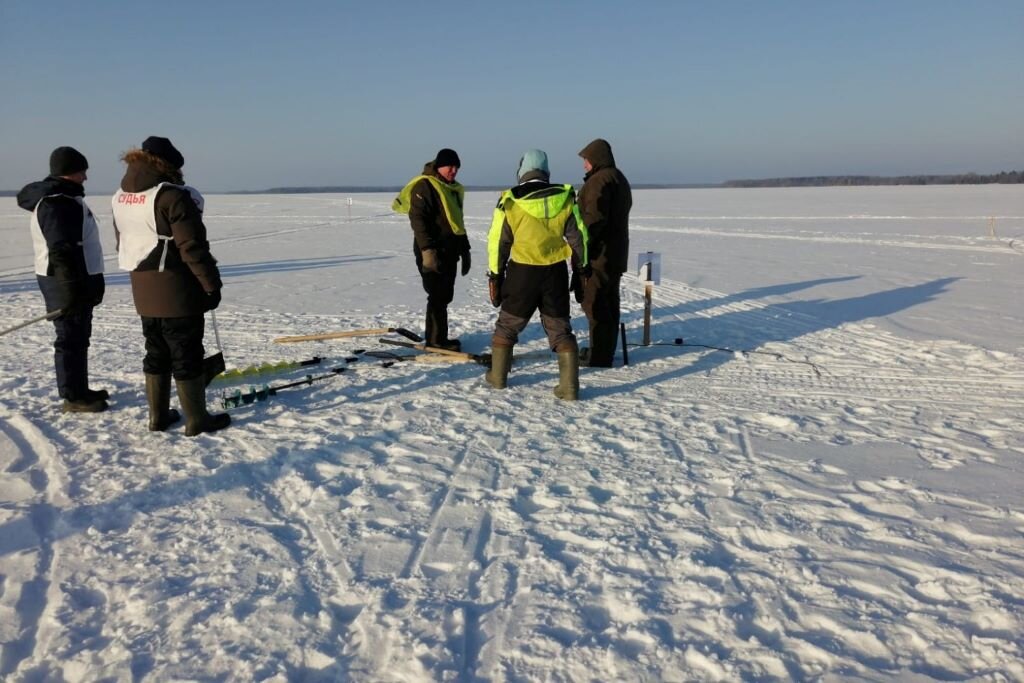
[517,149,550,181]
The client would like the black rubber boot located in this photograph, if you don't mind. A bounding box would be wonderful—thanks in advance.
[553,346,580,401]
[175,377,231,437]
[81,357,109,401]
[145,373,181,432]
[485,345,513,389]
[62,397,108,413]
[586,323,618,368]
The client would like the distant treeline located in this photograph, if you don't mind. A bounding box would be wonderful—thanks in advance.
[725,171,1023,188]
[3,174,1020,197]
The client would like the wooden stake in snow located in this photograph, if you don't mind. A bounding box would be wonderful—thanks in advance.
[638,252,661,347]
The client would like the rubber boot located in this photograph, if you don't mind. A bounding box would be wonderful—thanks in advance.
[145,373,181,432]
[62,397,108,413]
[587,322,618,368]
[485,345,513,389]
[175,377,231,437]
[553,347,580,401]
[82,358,109,401]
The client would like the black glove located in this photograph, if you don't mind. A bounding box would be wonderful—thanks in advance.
[205,289,222,311]
[54,273,85,311]
[420,248,439,273]
[488,275,503,308]
[460,250,471,276]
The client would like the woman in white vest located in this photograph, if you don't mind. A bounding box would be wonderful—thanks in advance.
[16,146,109,413]
[112,136,229,436]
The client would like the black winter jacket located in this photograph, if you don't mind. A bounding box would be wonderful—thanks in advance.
[409,162,470,258]
[578,140,632,275]
[17,177,105,312]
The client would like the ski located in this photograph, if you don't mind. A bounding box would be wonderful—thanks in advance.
[274,327,423,344]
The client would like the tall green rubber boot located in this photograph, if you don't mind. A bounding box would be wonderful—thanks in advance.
[145,373,181,432]
[485,345,513,389]
[553,347,579,400]
[175,377,231,437]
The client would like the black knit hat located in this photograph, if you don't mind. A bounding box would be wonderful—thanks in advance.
[49,146,89,176]
[142,136,185,169]
[434,148,461,169]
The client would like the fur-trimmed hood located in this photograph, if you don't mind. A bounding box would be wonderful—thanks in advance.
[119,149,184,191]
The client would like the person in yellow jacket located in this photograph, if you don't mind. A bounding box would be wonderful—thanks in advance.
[484,149,589,400]
[392,148,470,350]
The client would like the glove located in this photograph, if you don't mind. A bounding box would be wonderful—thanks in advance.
[421,248,439,273]
[205,289,222,311]
[570,266,590,304]
[460,250,471,276]
[59,283,85,312]
[488,276,503,308]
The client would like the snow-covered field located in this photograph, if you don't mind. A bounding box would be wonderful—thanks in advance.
[1,185,1022,681]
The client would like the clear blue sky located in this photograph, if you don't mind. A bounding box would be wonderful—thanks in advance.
[2,0,1021,191]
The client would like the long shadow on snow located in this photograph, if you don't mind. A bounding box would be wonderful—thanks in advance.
[523,277,958,398]
[626,275,864,324]
[496,275,860,357]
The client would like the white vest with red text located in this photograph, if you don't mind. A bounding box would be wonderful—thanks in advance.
[113,183,204,271]
[30,196,105,276]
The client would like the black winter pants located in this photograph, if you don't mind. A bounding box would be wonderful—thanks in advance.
[141,315,206,380]
[415,246,459,345]
[38,275,95,400]
[582,269,621,367]
[493,262,576,351]
[50,308,94,400]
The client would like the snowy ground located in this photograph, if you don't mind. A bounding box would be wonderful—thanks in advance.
[1,185,1023,681]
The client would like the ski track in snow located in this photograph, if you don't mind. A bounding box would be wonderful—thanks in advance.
[1,189,1023,680]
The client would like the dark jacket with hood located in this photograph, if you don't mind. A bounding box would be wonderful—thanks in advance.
[17,176,105,311]
[409,162,470,258]
[578,139,632,275]
[114,150,222,318]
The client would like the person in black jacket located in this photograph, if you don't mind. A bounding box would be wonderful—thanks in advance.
[394,148,471,350]
[17,147,108,413]
[576,139,632,367]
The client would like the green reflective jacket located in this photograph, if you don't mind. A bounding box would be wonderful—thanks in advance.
[392,175,466,236]
[488,184,588,274]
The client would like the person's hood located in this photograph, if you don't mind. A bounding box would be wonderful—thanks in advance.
[578,138,616,171]
[119,149,183,192]
[16,176,84,211]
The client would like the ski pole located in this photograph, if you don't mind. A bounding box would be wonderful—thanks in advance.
[0,308,64,338]
[211,310,224,352]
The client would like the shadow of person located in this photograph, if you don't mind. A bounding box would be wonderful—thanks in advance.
[621,275,863,328]
[585,276,961,399]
